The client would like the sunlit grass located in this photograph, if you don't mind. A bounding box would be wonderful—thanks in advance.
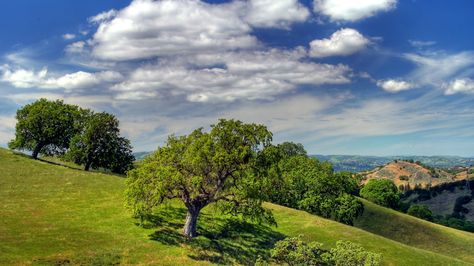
[1,148,474,265]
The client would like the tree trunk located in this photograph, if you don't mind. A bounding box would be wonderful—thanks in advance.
[84,160,92,171]
[183,207,201,238]
[32,142,44,159]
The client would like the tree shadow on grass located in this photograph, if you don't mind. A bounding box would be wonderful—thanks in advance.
[145,206,285,265]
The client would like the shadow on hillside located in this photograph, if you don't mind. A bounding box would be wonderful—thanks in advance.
[145,206,285,265]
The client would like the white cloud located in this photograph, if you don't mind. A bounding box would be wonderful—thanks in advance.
[376,79,416,92]
[0,66,48,88]
[62,33,76,40]
[1,66,123,90]
[444,78,474,95]
[314,0,397,21]
[309,28,370,58]
[244,0,310,29]
[87,0,257,61]
[65,41,86,54]
[88,9,117,24]
[0,115,16,145]
[111,49,351,102]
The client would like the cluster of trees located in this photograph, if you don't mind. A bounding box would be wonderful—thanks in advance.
[256,236,381,266]
[125,119,365,238]
[264,142,363,225]
[9,99,134,174]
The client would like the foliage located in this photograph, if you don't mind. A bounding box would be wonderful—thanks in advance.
[8,98,83,159]
[360,179,400,209]
[66,112,134,174]
[276,141,307,157]
[125,119,274,238]
[266,149,363,225]
[407,205,433,221]
[323,241,381,266]
[333,194,364,226]
[270,236,326,265]
[269,236,381,266]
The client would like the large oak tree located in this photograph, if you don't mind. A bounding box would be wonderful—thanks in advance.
[8,99,82,159]
[125,119,274,238]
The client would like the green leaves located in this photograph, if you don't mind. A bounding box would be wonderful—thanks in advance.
[66,112,134,173]
[9,98,83,158]
[266,152,363,225]
[360,179,400,209]
[269,236,381,266]
[125,119,275,234]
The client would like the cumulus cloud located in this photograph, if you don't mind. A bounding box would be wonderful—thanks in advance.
[111,49,351,102]
[376,79,416,92]
[244,0,310,29]
[87,0,257,61]
[1,66,122,90]
[73,0,314,61]
[309,28,370,58]
[444,78,474,95]
[314,0,397,21]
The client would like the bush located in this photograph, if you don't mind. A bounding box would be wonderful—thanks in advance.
[407,205,433,221]
[268,236,381,266]
[270,236,326,266]
[360,179,400,209]
[323,241,381,266]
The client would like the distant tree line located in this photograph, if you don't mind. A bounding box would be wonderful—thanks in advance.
[9,99,134,174]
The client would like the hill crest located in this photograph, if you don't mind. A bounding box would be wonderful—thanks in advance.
[363,160,471,190]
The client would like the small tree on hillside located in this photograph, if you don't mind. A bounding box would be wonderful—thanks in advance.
[8,99,83,159]
[360,179,400,209]
[67,112,134,173]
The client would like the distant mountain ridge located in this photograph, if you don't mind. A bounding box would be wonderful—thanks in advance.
[314,155,474,172]
[134,152,474,172]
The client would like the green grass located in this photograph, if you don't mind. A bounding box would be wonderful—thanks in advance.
[1,148,474,265]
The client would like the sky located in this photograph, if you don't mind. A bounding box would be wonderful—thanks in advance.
[1,0,474,156]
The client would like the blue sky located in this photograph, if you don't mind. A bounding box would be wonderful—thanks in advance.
[1,0,474,156]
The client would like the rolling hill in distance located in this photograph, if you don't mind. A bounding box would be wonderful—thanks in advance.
[136,152,474,172]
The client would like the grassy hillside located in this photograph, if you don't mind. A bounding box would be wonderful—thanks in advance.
[1,148,474,265]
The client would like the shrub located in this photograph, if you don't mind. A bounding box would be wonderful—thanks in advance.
[407,205,433,221]
[270,236,325,266]
[360,179,400,209]
[269,236,381,266]
[323,241,381,266]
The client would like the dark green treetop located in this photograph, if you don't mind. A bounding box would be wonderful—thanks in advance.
[8,98,83,159]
